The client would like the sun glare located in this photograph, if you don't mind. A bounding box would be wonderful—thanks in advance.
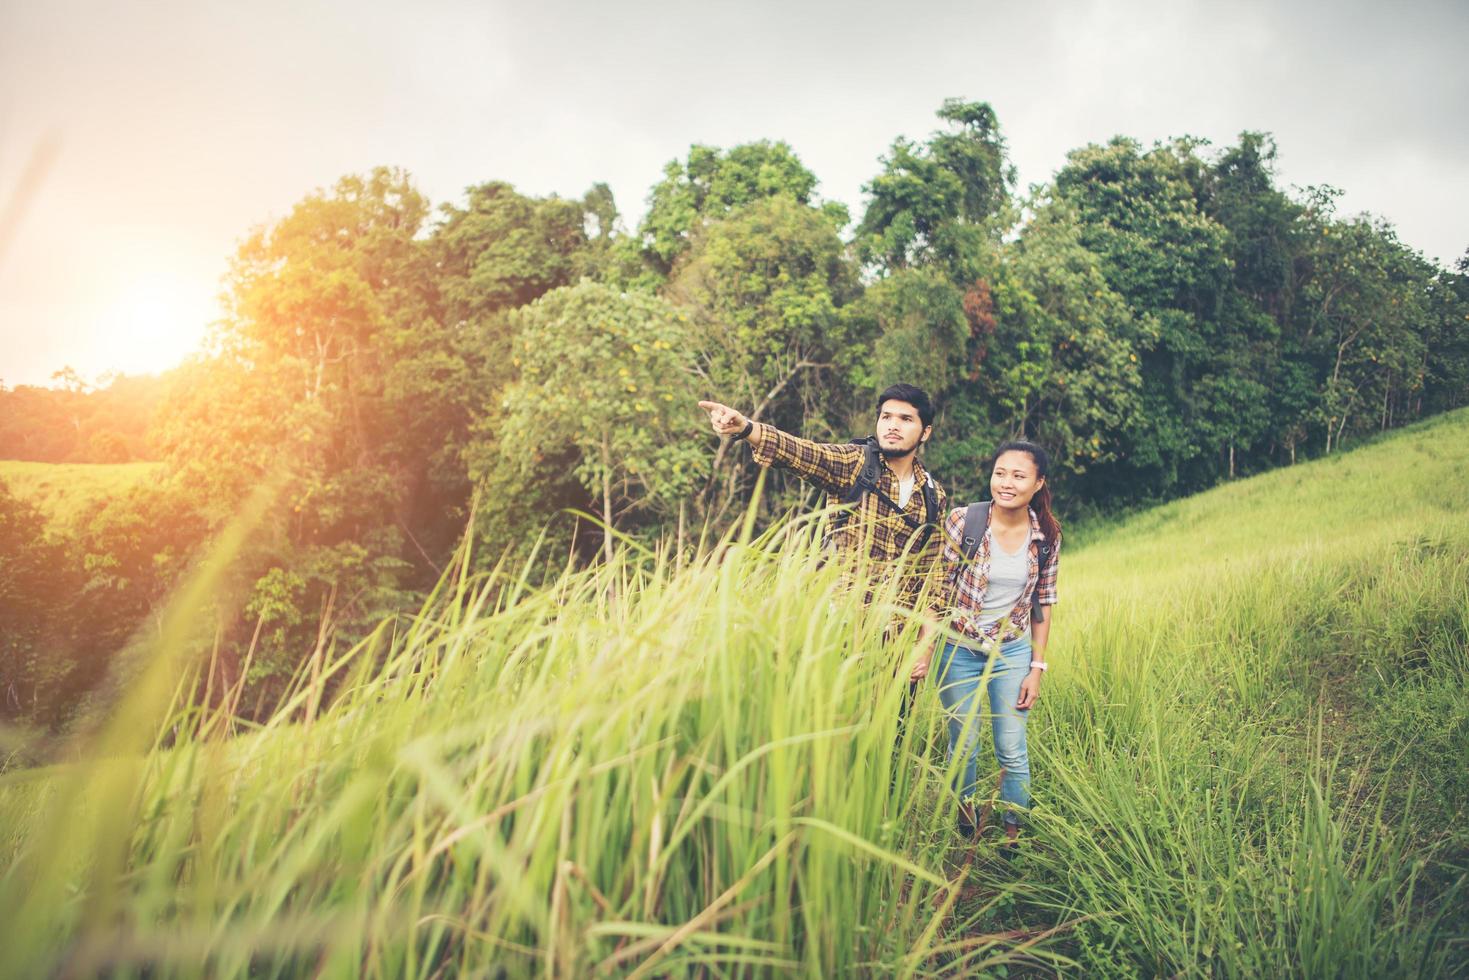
[90,275,217,380]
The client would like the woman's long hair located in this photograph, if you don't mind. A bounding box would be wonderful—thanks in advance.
[993,440,1062,547]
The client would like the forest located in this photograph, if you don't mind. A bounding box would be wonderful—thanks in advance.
[3,99,1467,735]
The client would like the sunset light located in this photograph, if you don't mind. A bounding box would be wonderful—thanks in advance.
[97,275,214,373]
[2,0,1466,974]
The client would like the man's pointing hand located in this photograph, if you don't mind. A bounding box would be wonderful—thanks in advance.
[698,400,750,438]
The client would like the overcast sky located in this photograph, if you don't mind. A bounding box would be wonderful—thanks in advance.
[2,0,1465,387]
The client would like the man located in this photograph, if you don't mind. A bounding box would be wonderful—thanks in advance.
[697,383,949,628]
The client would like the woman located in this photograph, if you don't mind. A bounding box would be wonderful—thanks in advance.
[910,440,1062,848]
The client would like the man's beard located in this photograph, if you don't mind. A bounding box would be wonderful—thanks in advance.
[879,438,920,460]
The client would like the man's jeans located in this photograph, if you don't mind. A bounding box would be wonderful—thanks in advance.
[933,635,1032,827]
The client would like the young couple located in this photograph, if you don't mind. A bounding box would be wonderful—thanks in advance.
[698,384,1062,849]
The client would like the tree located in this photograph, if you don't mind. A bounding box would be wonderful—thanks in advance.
[1296,214,1432,452]
[1051,137,1235,496]
[49,366,90,394]
[663,195,861,524]
[635,142,846,278]
[929,194,1142,503]
[63,481,209,711]
[435,181,602,318]
[433,181,624,565]
[1205,133,1305,323]
[850,269,969,404]
[499,282,705,561]
[1200,135,1317,470]
[855,99,1014,283]
[0,480,72,728]
[0,373,167,463]
[155,167,442,708]
[930,100,1013,229]
[1421,252,1469,416]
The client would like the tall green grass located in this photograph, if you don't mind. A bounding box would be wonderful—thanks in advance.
[2,411,1467,977]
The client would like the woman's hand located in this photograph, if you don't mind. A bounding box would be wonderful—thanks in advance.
[1016,668,1043,709]
[909,651,932,683]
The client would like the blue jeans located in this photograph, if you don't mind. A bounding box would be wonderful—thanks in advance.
[933,635,1032,827]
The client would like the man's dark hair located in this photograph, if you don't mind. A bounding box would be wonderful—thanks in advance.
[876,383,935,429]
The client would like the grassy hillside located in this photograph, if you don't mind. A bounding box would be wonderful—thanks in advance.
[0,460,164,526]
[1,410,1465,977]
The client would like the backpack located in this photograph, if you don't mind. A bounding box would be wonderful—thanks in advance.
[958,501,1053,624]
[829,437,940,552]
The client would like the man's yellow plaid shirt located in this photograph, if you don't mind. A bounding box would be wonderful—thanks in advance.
[749,422,949,616]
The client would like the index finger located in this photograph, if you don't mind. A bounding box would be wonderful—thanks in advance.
[696,400,723,412]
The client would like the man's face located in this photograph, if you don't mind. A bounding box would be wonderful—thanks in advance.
[875,399,930,458]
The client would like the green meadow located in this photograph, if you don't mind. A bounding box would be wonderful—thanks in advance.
[0,460,163,527]
[2,410,1466,977]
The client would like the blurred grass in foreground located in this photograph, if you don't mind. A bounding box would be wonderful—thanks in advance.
[2,410,1468,977]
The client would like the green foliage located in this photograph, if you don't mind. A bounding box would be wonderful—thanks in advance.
[1205,133,1305,317]
[856,99,1013,282]
[148,167,443,709]
[1422,252,1469,415]
[62,481,210,706]
[10,101,1469,744]
[1047,138,1231,495]
[664,193,866,523]
[464,439,592,572]
[930,100,1013,229]
[0,473,205,733]
[668,195,860,416]
[434,180,604,320]
[243,567,307,658]
[435,181,628,567]
[932,196,1145,503]
[501,281,706,539]
[1057,136,1231,315]
[637,141,844,277]
[0,372,167,462]
[1297,212,1434,453]
[0,480,71,725]
[998,131,1469,504]
[851,268,969,402]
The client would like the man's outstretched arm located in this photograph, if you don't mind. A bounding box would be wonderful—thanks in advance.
[698,399,861,494]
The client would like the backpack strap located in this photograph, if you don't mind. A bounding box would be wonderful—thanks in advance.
[1032,539,1053,623]
[832,439,883,532]
[841,438,884,506]
[959,501,990,560]
[832,439,940,550]
[911,477,940,552]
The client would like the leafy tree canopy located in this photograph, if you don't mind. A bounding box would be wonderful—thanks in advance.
[856,99,1014,282]
[665,195,862,522]
[637,141,847,277]
[499,281,705,558]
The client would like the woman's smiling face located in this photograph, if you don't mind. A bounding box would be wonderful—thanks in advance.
[991,450,1044,511]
